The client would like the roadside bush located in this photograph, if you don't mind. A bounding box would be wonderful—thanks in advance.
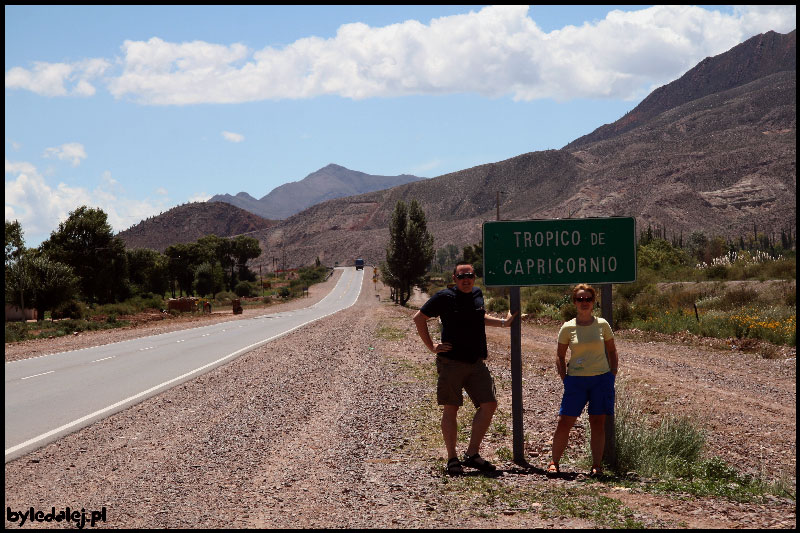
[235,281,253,297]
[52,300,87,320]
[144,295,165,309]
[560,303,577,321]
[94,302,136,317]
[5,322,28,343]
[612,299,633,329]
[704,264,729,280]
[612,383,705,477]
[719,286,760,310]
[523,299,544,316]
[616,271,657,301]
[632,303,659,322]
[522,286,569,306]
[214,291,236,305]
[633,289,670,309]
[665,285,708,309]
[784,289,796,307]
[763,258,796,280]
[487,297,509,313]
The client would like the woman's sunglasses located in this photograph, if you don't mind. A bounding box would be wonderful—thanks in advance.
[574,296,594,302]
[455,272,475,280]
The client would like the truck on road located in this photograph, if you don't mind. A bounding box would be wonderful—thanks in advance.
[355,258,365,270]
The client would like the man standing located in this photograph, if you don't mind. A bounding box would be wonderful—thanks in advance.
[413,262,517,476]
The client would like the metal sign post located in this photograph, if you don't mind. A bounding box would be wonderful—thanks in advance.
[483,217,636,466]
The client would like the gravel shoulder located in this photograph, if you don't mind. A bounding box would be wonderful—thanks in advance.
[4,276,796,528]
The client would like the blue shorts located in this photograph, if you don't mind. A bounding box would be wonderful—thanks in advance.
[559,372,615,417]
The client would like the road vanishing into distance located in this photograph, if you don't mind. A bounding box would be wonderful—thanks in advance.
[5,267,364,462]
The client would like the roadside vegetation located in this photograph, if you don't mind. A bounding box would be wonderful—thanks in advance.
[427,227,796,349]
[5,211,332,343]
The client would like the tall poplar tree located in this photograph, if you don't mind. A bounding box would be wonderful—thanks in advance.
[384,199,434,306]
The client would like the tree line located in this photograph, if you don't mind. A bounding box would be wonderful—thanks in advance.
[5,206,262,321]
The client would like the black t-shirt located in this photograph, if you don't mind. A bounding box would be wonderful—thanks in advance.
[420,287,487,363]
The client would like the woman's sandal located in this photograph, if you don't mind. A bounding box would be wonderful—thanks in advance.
[546,462,560,477]
[446,457,463,476]
[588,466,604,478]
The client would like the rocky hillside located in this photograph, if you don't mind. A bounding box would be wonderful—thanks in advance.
[247,30,795,269]
[209,164,425,220]
[566,30,796,150]
[117,202,277,252]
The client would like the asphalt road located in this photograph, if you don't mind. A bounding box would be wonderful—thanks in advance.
[5,267,364,462]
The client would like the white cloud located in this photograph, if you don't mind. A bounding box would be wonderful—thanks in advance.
[43,142,88,167]
[7,6,797,104]
[5,159,171,246]
[222,131,245,143]
[106,5,796,104]
[5,58,110,97]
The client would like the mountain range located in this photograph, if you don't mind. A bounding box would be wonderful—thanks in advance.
[207,164,424,220]
[118,30,796,272]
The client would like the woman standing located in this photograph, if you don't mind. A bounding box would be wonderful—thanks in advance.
[548,283,618,477]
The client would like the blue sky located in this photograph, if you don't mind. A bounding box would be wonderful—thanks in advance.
[5,5,796,246]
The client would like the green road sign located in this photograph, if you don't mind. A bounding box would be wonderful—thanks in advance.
[483,217,637,286]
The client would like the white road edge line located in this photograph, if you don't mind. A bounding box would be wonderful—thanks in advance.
[5,270,363,459]
[20,371,55,380]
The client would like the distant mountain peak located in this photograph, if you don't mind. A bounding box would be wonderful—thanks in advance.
[208,164,425,219]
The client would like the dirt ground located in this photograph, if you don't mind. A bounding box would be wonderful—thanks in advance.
[4,274,796,528]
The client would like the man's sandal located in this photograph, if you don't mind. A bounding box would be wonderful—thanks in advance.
[546,462,560,477]
[446,457,463,476]
[462,453,496,472]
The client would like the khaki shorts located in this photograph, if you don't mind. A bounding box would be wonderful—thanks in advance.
[436,356,497,407]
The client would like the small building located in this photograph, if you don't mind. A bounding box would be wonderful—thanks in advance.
[5,304,38,322]
[167,297,199,312]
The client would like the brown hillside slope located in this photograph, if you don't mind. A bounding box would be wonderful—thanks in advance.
[118,202,277,252]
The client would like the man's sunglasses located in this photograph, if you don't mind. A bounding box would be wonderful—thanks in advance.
[574,296,594,302]
[455,272,476,280]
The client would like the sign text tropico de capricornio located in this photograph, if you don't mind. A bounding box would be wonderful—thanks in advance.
[483,217,637,286]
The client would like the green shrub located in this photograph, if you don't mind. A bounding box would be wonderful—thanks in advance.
[704,264,729,280]
[52,300,87,320]
[214,291,236,304]
[613,299,633,328]
[560,303,577,321]
[140,294,165,309]
[763,258,796,279]
[612,384,705,477]
[719,286,759,310]
[235,281,253,297]
[784,289,796,307]
[5,322,28,342]
[523,299,544,316]
[487,297,509,313]
[521,286,569,306]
